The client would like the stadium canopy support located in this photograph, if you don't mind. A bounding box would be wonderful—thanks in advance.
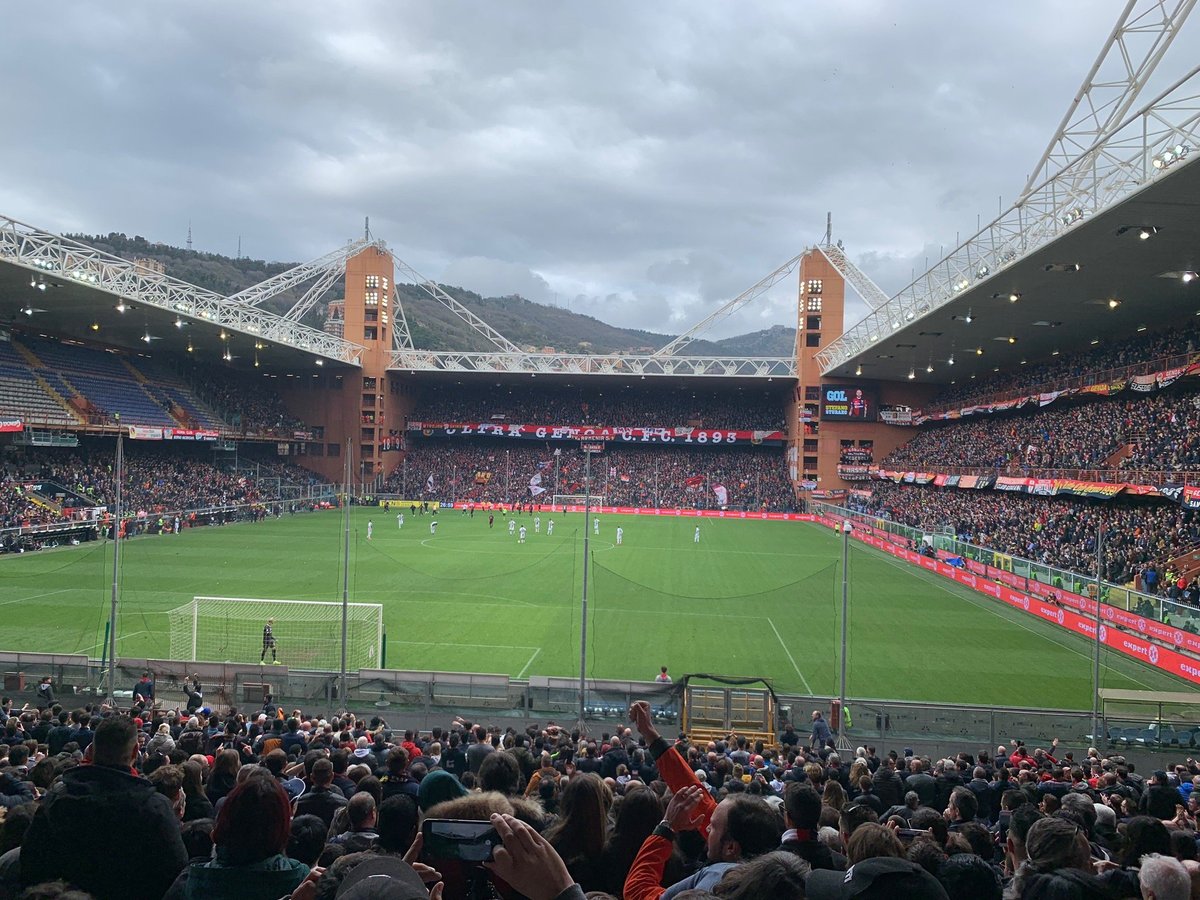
[816,0,1200,375]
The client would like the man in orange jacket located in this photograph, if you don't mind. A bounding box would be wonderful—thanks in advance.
[622,701,781,899]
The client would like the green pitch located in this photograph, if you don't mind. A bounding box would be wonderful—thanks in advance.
[0,508,1185,708]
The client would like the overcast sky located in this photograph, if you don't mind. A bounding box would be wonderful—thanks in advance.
[1,2,1181,339]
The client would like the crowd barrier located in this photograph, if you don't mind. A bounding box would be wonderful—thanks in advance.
[815,514,1200,686]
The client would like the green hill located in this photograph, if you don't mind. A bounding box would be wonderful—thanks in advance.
[68,233,796,356]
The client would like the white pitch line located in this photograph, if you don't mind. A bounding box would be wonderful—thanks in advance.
[768,617,813,694]
[869,551,1158,691]
[78,630,150,654]
[517,647,542,678]
[0,588,71,607]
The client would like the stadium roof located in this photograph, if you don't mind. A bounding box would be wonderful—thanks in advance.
[0,215,363,375]
[821,152,1200,385]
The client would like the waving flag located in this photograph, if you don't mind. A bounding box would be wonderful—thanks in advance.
[712,483,728,506]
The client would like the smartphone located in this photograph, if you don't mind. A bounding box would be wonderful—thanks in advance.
[422,819,500,863]
[895,828,927,843]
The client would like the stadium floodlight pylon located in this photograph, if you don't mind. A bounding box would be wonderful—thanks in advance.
[167,596,384,671]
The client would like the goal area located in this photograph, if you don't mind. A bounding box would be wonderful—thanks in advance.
[167,596,384,670]
[553,494,606,508]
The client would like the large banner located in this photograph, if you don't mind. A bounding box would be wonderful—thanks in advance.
[821,517,1200,685]
[407,422,784,446]
[127,427,218,441]
[915,360,1200,424]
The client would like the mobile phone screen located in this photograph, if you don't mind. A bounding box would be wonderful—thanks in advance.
[422,819,499,862]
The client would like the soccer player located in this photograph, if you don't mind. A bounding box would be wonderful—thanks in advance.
[367,520,374,540]
[593,517,600,536]
[534,516,541,534]
[508,519,516,536]
[430,518,438,535]
[547,519,554,536]
[616,526,623,545]
[518,525,527,544]
[488,513,494,528]
[261,619,278,664]
[694,525,701,544]
[397,512,404,529]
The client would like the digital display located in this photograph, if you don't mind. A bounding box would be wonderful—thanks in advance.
[821,385,877,422]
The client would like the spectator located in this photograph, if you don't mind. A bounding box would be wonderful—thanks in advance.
[163,773,308,899]
[20,715,188,900]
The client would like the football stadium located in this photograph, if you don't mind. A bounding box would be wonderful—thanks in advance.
[4,5,1200,898]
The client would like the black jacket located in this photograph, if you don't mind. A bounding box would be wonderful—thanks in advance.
[873,767,904,810]
[21,763,187,900]
[780,836,847,872]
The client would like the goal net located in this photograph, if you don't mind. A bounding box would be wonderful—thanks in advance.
[553,494,606,508]
[167,596,384,670]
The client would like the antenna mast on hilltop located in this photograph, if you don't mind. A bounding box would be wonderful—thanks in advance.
[186,221,193,252]
[364,217,371,241]
[823,212,832,247]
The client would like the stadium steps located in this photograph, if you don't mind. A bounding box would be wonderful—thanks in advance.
[31,372,85,424]
[1104,441,1137,467]
[25,492,63,516]
[11,340,44,369]
[120,358,149,384]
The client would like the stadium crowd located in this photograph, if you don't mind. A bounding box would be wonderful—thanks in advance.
[408,386,788,432]
[883,386,1200,475]
[0,443,327,552]
[195,368,310,437]
[846,483,1200,588]
[927,320,1200,412]
[3,693,1200,899]
[390,440,797,511]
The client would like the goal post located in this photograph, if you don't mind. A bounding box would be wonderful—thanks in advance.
[553,494,606,508]
[167,596,384,670]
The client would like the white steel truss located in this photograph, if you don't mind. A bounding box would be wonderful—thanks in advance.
[816,65,1200,374]
[0,216,366,364]
[653,253,804,357]
[390,348,795,378]
[391,284,413,350]
[1021,0,1196,198]
[391,257,522,353]
[226,240,376,307]
[817,243,891,310]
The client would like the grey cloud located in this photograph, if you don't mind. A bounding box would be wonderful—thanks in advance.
[0,0,1138,338]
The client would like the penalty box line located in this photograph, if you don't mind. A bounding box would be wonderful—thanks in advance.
[390,640,543,680]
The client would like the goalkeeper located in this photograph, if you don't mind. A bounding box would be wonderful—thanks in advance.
[260,618,279,664]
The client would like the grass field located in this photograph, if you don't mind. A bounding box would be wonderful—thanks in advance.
[0,508,1187,708]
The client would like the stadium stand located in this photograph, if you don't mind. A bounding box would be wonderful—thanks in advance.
[847,483,1200,589]
[883,384,1200,475]
[391,438,797,511]
[0,333,311,435]
[0,340,78,426]
[1,694,1198,899]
